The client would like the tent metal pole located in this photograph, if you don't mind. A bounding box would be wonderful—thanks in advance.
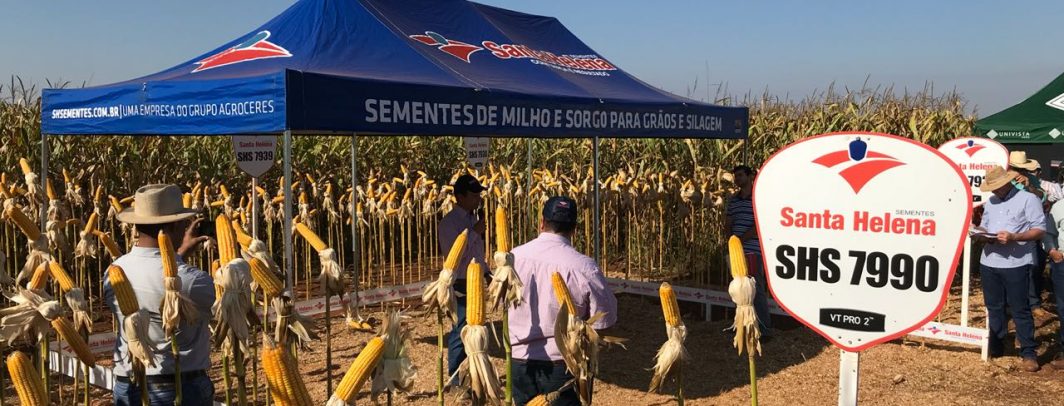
[350,133,360,301]
[593,136,600,265]
[283,130,294,292]
[39,133,49,230]
[251,176,259,240]
[526,138,533,239]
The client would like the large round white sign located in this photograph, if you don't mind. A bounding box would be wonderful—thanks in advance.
[937,137,1009,207]
[754,132,971,351]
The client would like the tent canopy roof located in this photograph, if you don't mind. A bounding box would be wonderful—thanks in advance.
[41,0,746,138]
[976,71,1064,144]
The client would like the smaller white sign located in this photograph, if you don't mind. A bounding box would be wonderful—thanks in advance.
[232,135,277,178]
[937,137,1009,207]
[464,137,490,170]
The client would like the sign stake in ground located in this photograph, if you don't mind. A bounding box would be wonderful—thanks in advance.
[936,137,1008,327]
[753,132,971,405]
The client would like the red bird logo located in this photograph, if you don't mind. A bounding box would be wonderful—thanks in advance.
[813,138,905,193]
[409,31,482,63]
[955,140,985,157]
[193,31,291,73]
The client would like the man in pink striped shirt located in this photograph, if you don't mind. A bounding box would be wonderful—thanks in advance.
[438,174,488,388]
[508,196,617,405]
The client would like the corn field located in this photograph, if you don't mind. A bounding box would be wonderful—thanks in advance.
[0,76,976,404]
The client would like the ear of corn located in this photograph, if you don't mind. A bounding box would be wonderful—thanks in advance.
[93,185,104,202]
[443,229,469,271]
[18,158,32,175]
[551,272,577,315]
[7,351,48,406]
[728,236,748,279]
[294,222,327,251]
[262,337,313,406]
[82,212,98,235]
[27,263,50,290]
[51,317,95,366]
[5,207,42,240]
[159,231,179,278]
[48,261,76,292]
[331,337,385,403]
[495,206,509,252]
[46,179,57,200]
[467,262,485,326]
[660,282,682,327]
[109,196,123,213]
[231,219,252,249]
[108,265,139,316]
[526,395,549,406]
[94,230,123,258]
[215,214,237,264]
[248,257,284,298]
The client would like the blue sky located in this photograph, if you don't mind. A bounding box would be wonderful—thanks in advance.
[2,1,1062,116]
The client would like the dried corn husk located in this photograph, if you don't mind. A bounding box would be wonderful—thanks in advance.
[421,268,457,324]
[273,296,317,351]
[488,251,522,311]
[456,324,503,405]
[728,276,761,356]
[648,324,687,393]
[371,310,418,401]
[64,288,92,333]
[0,289,57,344]
[212,258,253,355]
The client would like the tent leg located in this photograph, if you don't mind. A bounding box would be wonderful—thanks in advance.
[350,133,360,303]
[40,133,49,229]
[283,130,294,293]
[593,135,600,265]
[526,138,533,240]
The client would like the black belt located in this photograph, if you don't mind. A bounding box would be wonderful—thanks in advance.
[116,369,207,385]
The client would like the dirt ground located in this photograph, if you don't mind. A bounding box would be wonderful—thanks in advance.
[6,268,1064,405]
[229,285,1062,405]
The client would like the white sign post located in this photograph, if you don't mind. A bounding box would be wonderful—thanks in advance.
[232,135,277,240]
[937,137,1008,327]
[464,136,490,171]
[754,132,971,405]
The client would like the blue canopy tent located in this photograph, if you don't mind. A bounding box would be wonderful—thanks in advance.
[39,0,749,288]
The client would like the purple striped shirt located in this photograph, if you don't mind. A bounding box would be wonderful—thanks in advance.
[507,232,618,361]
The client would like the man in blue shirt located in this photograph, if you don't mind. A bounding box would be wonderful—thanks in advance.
[976,166,1045,372]
[725,165,771,337]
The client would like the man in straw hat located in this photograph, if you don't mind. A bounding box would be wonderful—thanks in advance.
[508,196,617,405]
[975,166,1045,372]
[1009,151,1053,318]
[103,184,216,404]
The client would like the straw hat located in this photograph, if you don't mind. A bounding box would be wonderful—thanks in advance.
[116,184,197,224]
[979,166,1018,192]
[1008,151,1039,171]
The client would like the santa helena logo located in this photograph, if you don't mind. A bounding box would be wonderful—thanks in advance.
[192,31,291,73]
[955,139,985,157]
[409,32,483,63]
[812,138,905,193]
[407,30,617,75]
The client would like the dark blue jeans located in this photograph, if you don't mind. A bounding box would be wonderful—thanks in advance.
[448,279,468,386]
[512,359,580,406]
[1031,247,1047,309]
[113,371,214,406]
[746,252,773,336]
[980,264,1038,359]
[1052,261,1064,352]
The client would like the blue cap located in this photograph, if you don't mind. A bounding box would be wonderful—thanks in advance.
[543,196,578,224]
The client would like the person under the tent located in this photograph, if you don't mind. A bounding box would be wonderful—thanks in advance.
[437,174,489,389]
[508,196,618,405]
[974,166,1045,372]
[725,165,772,337]
[103,184,216,405]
